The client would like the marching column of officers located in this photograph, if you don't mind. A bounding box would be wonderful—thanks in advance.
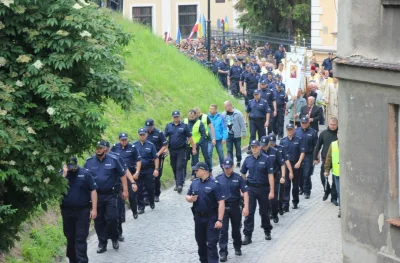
[61,99,339,263]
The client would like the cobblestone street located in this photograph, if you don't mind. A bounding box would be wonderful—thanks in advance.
[86,153,342,263]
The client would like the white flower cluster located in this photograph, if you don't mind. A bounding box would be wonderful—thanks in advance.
[0,21,5,30]
[0,57,6,67]
[43,178,50,184]
[9,160,16,165]
[0,0,14,8]
[64,145,71,153]
[72,3,82,9]
[23,186,31,192]
[89,68,95,74]
[33,60,43,70]
[32,150,39,155]
[0,109,7,116]
[46,165,55,171]
[78,0,90,6]
[56,30,70,37]
[14,5,25,14]
[79,30,92,38]
[47,107,55,115]
[15,80,24,87]
[16,54,31,63]
[27,127,36,134]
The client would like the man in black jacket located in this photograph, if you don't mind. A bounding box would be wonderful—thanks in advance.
[300,96,323,132]
[313,117,338,205]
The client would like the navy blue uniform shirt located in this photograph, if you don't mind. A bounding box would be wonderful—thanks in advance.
[215,172,248,203]
[322,58,333,71]
[187,177,224,213]
[164,122,192,150]
[295,127,318,155]
[262,147,285,174]
[229,65,243,80]
[259,88,275,108]
[280,136,303,162]
[111,143,141,171]
[246,98,271,119]
[133,140,158,166]
[147,128,167,152]
[274,144,289,162]
[62,167,97,208]
[84,154,125,192]
[274,50,285,64]
[240,153,274,185]
[249,62,261,73]
[240,70,251,83]
[211,61,219,74]
[244,73,260,90]
[218,62,230,76]
[273,89,288,107]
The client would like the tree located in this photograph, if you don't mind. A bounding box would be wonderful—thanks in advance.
[0,0,136,251]
[234,0,311,36]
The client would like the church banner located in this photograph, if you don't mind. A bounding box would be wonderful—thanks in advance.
[285,52,304,98]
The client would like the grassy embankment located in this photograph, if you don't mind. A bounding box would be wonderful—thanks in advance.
[2,14,244,263]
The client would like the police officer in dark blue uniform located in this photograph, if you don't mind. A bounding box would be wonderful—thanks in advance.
[165,110,197,194]
[145,118,168,202]
[105,141,137,242]
[259,80,277,135]
[61,156,97,263]
[84,140,127,253]
[111,133,142,219]
[211,54,219,76]
[274,45,286,68]
[249,56,261,73]
[295,117,318,199]
[218,58,230,90]
[241,140,275,244]
[322,52,334,77]
[216,158,249,261]
[272,82,288,139]
[240,64,251,105]
[186,162,225,263]
[245,90,270,153]
[260,135,286,223]
[133,128,159,214]
[228,58,243,98]
[280,124,305,211]
[244,66,260,107]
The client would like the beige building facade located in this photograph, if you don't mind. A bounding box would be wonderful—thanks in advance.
[122,0,240,40]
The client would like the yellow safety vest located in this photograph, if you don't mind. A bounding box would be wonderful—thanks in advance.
[331,140,340,176]
[200,114,209,136]
[184,118,201,144]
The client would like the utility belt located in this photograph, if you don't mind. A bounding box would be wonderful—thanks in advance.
[142,163,155,169]
[230,78,240,81]
[61,202,91,211]
[250,117,266,121]
[225,200,240,207]
[246,181,270,188]
[97,186,120,196]
[191,207,218,217]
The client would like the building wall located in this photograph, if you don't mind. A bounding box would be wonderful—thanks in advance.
[338,0,400,64]
[336,63,400,263]
[311,0,338,52]
[123,0,239,39]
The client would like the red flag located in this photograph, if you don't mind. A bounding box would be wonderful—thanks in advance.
[187,22,199,41]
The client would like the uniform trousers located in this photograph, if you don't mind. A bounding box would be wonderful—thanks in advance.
[169,147,187,187]
[194,213,220,263]
[248,118,266,149]
[137,167,155,210]
[95,194,119,246]
[62,208,90,263]
[219,202,242,256]
[283,161,300,207]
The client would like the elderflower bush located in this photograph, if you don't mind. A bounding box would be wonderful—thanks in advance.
[0,0,136,251]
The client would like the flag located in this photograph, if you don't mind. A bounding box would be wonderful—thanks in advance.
[224,15,229,37]
[198,16,203,38]
[201,14,206,38]
[187,21,199,41]
[176,27,181,45]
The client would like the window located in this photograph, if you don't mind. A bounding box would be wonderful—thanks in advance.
[132,7,153,29]
[178,5,197,39]
[216,0,225,2]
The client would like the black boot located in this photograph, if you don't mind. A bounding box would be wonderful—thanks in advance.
[97,245,107,253]
[235,248,242,256]
[265,232,272,240]
[112,240,119,250]
[242,236,252,245]
[220,253,227,262]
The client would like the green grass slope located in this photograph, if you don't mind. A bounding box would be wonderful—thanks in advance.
[103,15,244,187]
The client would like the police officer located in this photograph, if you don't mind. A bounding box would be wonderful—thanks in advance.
[111,133,142,219]
[216,158,249,261]
[239,64,251,105]
[105,141,137,242]
[272,81,288,139]
[84,140,127,253]
[145,118,168,202]
[241,140,275,244]
[280,124,304,211]
[61,156,97,263]
[211,54,219,76]
[183,110,206,179]
[274,45,285,68]
[245,89,270,154]
[165,110,197,194]
[133,128,159,214]
[186,162,225,263]
[243,66,260,106]
[259,80,277,134]
[249,55,261,73]
[218,58,230,90]
[228,58,243,98]
[295,117,318,199]
[260,136,285,223]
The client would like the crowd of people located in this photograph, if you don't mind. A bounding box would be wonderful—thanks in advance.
[60,48,340,263]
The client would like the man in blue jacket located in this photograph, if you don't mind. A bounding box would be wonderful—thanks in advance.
[208,104,228,170]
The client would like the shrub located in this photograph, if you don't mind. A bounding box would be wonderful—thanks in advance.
[0,0,135,251]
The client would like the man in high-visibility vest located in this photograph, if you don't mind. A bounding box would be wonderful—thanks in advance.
[184,109,207,179]
[194,107,215,173]
[324,139,340,218]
